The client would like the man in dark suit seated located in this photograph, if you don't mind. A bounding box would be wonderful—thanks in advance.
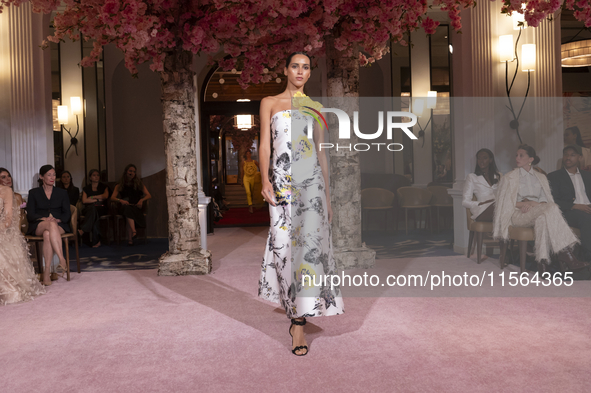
[547,145,591,263]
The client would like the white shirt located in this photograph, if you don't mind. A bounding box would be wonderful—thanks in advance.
[566,168,591,205]
[517,167,548,203]
[462,173,499,219]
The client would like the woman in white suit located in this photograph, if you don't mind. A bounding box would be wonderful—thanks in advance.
[462,149,500,222]
[493,144,587,272]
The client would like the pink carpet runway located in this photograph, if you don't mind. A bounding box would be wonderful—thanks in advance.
[2,227,591,392]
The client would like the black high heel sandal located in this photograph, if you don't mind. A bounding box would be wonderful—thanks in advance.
[289,318,308,356]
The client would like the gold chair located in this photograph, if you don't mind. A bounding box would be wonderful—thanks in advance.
[397,187,433,235]
[466,207,494,264]
[361,188,395,231]
[25,205,80,281]
[428,185,453,232]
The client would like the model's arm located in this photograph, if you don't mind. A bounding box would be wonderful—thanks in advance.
[259,97,275,206]
[313,121,332,223]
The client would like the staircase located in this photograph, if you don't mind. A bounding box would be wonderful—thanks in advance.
[224,184,249,208]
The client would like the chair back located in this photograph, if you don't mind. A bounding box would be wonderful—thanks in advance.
[361,188,395,208]
[392,174,411,191]
[397,187,433,207]
[427,186,453,206]
[20,208,28,235]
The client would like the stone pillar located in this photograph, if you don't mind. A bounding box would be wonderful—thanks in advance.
[325,37,375,270]
[157,51,212,276]
[0,5,52,195]
[193,74,211,250]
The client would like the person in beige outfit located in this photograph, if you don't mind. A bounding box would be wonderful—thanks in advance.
[493,144,588,272]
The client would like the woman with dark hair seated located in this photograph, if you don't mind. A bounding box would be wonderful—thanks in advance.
[57,170,80,206]
[493,144,587,273]
[80,169,109,248]
[26,165,71,286]
[462,148,500,223]
[110,164,151,245]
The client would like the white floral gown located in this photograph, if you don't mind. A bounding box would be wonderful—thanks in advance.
[0,194,46,305]
[259,110,345,319]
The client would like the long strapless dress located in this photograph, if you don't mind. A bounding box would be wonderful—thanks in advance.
[0,194,46,305]
[258,109,345,319]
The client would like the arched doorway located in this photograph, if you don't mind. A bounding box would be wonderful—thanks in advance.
[200,67,286,232]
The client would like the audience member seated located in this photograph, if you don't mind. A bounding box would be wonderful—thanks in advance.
[26,165,71,286]
[557,126,591,171]
[547,145,591,263]
[80,169,109,248]
[462,148,500,223]
[0,168,24,207]
[493,144,587,274]
[57,170,80,206]
[110,164,151,245]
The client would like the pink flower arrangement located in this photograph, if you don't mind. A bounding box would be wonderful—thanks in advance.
[2,0,587,87]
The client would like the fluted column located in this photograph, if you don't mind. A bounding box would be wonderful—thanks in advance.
[533,17,563,174]
[0,4,52,195]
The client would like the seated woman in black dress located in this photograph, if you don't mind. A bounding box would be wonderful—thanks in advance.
[26,165,71,285]
[56,170,80,206]
[110,164,151,245]
[79,169,109,248]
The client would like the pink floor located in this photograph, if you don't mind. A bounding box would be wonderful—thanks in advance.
[2,227,591,392]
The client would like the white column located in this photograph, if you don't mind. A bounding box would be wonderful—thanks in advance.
[194,74,210,249]
[533,18,563,174]
[0,5,52,195]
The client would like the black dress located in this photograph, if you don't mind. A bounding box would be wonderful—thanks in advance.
[118,184,146,228]
[56,182,80,206]
[26,187,71,235]
[80,183,108,246]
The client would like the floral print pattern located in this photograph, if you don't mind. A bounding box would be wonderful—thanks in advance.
[259,110,345,319]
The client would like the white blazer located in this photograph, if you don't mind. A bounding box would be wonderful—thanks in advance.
[462,173,499,220]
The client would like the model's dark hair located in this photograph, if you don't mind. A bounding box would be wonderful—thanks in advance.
[0,167,13,190]
[565,126,585,147]
[474,148,500,185]
[118,164,143,191]
[517,144,540,166]
[285,52,311,68]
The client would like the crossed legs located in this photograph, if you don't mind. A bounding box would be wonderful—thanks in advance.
[35,221,66,285]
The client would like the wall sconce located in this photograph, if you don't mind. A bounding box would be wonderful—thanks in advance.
[500,25,533,144]
[412,92,437,148]
[59,96,82,157]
